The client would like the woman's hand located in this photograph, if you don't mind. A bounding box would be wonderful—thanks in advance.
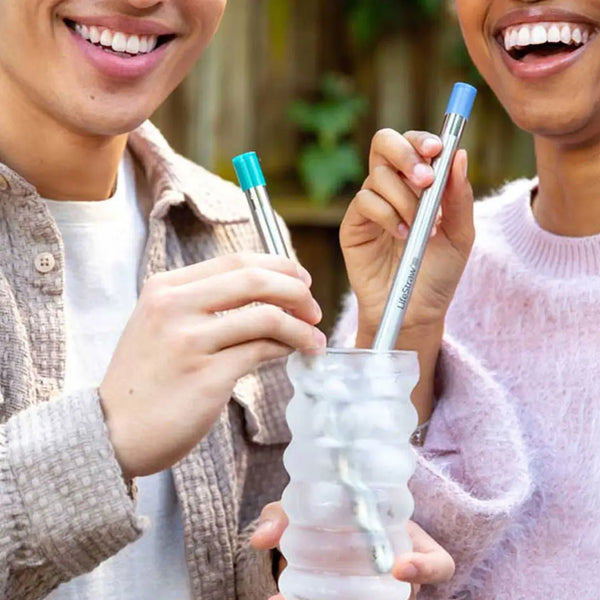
[251,501,455,600]
[340,128,475,349]
[99,253,325,480]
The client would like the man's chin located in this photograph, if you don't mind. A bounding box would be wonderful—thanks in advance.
[65,109,151,138]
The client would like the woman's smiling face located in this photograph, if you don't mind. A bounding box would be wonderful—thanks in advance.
[0,0,227,136]
[456,0,600,143]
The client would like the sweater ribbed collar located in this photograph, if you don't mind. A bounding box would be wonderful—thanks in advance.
[501,178,600,278]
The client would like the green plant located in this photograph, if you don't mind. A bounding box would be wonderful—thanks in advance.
[289,74,367,205]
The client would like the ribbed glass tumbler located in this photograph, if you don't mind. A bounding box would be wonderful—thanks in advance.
[279,349,420,600]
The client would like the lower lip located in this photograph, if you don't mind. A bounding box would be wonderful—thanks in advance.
[498,38,592,80]
[67,26,170,80]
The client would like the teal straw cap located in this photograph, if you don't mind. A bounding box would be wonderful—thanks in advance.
[232,152,266,192]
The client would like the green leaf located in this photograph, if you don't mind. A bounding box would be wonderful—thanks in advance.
[288,75,367,143]
[298,144,364,205]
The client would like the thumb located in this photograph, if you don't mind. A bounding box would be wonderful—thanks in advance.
[392,521,455,586]
[250,501,289,551]
[440,149,475,256]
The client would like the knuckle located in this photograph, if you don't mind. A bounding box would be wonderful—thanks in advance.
[404,129,427,143]
[227,252,251,271]
[142,283,172,318]
[243,266,268,291]
[354,188,374,207]
[260,305,285,333]
[164,327,196,363]
[373,127,398,147]
[176,327,198,353]
[143,272,168,295]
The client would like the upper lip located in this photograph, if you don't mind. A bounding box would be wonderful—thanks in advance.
[493,7,598,36]
[63,15,177,36]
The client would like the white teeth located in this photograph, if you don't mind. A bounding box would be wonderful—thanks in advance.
[531,24,547,44]
[111,32,127,53]
[74,24,89,40]
[89,25,100,44]
[99,29,113,47]
[502,21,595,51]
[548,24,561,43]
[71,21,163,55]
[518,26,531,46]
[126,35,140,54]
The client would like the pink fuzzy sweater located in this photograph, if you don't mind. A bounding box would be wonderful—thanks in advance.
[335,178,600,599]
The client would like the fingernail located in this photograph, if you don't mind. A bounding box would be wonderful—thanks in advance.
[297,265,312,287]
[312,299,323,321]
[305,329,327,354]
[313,329,327,347]
[463,153,469,180]
[396,563,419,581]
[413,163,433,182]
[422,137,441,153]
[397,223,410,239]
[430,224,437,238]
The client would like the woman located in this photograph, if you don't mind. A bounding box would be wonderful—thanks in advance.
[336,0,600,597]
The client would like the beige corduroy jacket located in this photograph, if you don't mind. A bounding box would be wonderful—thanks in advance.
[0,122,293,600]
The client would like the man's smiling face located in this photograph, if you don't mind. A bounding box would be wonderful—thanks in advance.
[0,0,227,136]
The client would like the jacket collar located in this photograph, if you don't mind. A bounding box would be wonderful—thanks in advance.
[128,121,250,225]
[0,120,250,226]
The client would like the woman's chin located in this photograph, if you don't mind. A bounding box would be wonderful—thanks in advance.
[510,106,600,145]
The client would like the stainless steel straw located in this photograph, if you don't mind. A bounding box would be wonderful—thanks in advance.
[233,151,392,573]
[232,152,290,258]
[373,83,477,351]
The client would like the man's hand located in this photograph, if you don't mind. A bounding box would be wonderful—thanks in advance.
[251,502,455,600]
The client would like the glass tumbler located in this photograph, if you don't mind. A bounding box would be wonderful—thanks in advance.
[279,349,420,600]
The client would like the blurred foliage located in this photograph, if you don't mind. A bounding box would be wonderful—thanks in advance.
[288,74,367,205]
[343,0,445,49]
[344,0,481,79]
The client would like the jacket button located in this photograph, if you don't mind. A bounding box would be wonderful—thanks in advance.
[0,175,9,191]
[34,252,56,273]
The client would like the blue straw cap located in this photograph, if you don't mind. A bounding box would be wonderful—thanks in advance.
[232,152,266,192]
[445,83,477,120]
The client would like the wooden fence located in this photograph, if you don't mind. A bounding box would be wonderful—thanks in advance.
[153,0,536,331]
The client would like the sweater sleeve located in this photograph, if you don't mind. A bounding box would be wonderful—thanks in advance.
[332,294,533,599]
[0,389,144,600]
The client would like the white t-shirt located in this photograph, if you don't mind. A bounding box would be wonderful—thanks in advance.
[44,152,192,599]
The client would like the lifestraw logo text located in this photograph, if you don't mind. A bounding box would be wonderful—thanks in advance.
[397,258,419,310]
